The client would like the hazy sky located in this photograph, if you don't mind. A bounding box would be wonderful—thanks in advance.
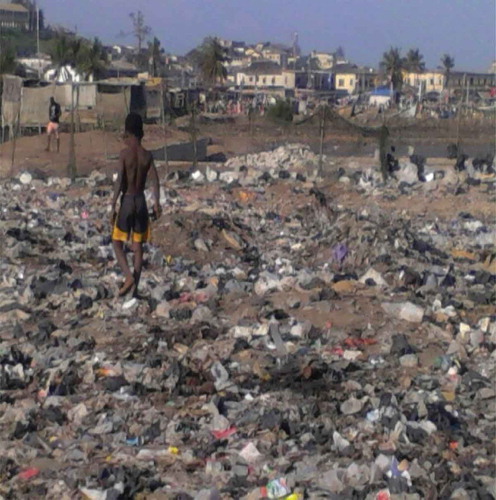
[39,0,495,72]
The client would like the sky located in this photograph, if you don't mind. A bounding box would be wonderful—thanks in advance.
[38,0,495,72]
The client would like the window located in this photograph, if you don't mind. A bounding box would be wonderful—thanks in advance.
[470,77,474,85]
[350,78,354,86]
[272,77,276,85]
[338,78,344,86]
[430,79,434,85]
[285,76,287,84]
[262,77,266,84]
[249,77,253,83]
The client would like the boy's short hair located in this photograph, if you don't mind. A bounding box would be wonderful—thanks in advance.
[125,112,144,139]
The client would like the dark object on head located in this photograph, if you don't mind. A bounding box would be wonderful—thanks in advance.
[125,112,144,139]
[50,96,55,103]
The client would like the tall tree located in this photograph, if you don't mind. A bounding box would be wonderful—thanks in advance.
[0,41,16,75]
[404,48,425,73]
[380,47,404,90]
[148,36,162,77]
[76,38,108,81]
[197,37,228,86]
[129,11,151,54]
[49,32,75,79]
[441,54,455,89]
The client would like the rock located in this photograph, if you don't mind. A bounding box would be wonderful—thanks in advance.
[340,397,364,415]
[359,268,387,286]
[400,354,419,368]
[382,302,425,323]
[397,161,419,184]
[19,172,33,185]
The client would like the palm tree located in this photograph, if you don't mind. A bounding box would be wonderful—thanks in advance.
[404,48,425,73]
[76,38,108,81]
[197,37,228,86]
[441,54,455,89]
[381,47,404,91]
[49,32,75,80]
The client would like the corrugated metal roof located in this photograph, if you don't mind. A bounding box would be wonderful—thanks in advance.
[0,3,28,13]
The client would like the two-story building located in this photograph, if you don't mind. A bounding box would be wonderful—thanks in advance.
[235,61,295,95]
[404,70,444,92]
[0,2,29,30]
[447,71,496,91]
[334,64,377,94]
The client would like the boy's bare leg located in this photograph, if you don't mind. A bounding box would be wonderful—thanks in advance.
[112,239,134,295]
[131,241,143,297]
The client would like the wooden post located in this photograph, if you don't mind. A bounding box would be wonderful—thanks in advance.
[379,123,389,183]
[455,74,466,156]
[160,83,169,173]
[68,83,76,180]
[10,117,18,176]
[318,105,326,175]
[190,99,198,168]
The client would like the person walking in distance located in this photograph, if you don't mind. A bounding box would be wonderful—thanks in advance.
[110,112,161,297]
[46,96,61,152]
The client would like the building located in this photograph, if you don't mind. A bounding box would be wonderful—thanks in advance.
[334,64,377,94]
[447,71,496,91]
[260,43,292,68]
[235,61,295,91]
[404,70,444,92]
[310,51,335,70]
[0,2,29,30]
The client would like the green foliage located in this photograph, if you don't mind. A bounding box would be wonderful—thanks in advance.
[404,48,425,73]
[267,99,293,122]
[380,47,404,90]
[0,41,17,75]
[196,37,228,85]
[49,32,108,80]
[441,54,455,88]
[77,38,108,80]
[148,37,162,77]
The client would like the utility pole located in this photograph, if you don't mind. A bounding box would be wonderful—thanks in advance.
[36,4,41,79]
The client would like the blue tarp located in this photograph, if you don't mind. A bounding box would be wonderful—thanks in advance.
[371,86,393,96]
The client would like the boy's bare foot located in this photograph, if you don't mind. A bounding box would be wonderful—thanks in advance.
[118,276,135,296]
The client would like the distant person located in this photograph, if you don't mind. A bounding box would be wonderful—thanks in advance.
[110,112,161,297]
[46,96,61,152]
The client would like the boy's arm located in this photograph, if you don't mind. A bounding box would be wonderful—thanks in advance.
[111,152,125,220]
[149,159,161,216]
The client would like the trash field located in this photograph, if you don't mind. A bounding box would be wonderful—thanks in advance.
[1,144,495,499]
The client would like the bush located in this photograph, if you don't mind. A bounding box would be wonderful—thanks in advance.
[267,99,293,122]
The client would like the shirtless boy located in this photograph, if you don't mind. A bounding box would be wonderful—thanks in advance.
[46,96,61,152]
[111,113,161,297]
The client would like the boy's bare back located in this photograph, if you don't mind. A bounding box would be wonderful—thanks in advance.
[120,145,153,195]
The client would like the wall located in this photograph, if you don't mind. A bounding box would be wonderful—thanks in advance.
[236,70,295,89]
[335,72,357,94]
[406,72,444,92]
[151,138,209,162]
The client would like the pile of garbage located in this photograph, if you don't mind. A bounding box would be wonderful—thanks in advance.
[1,151,495,499]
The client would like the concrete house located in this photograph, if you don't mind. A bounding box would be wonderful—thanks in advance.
[0,2,28,30]
[334,64,376,94]
[236,61,295,93]
[404,70,444,92]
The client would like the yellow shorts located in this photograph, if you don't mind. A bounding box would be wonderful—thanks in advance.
[112,193,150,243]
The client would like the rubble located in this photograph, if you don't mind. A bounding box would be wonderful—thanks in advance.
[0,144,495,498]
